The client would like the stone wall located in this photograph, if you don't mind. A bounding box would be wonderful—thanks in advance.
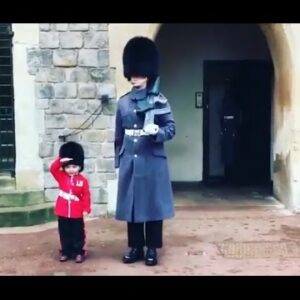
[27,23,117,216]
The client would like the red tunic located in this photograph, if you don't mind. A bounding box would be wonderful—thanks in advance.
[50,157,91,218]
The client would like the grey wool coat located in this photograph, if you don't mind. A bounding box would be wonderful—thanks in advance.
[114,87,176,223]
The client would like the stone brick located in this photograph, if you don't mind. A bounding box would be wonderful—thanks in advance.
[97,83,116,99]
[36,98,49,110]
[36,68,65,82]
[46,100,64,114]
[36,83,54,99]
[54,83,77,98]
[98,50,109,67]
[66,115,90,129]
[65,68,90,82]
[81,130,106,142]
[96,158,114,172]
[87,100,101,113]
[55,23,68,31]
[84,32,108,48]
[102,100,116,116]
[90,203,107,217]
[92,115,111,129]
[84,159,96,173]
[69,23,89,31]
[60,32,83,49]
[43,157,54,172]
[90,24,108,31]
[105,129,115,142]
[82,143,102,158]
[45,114,66,129]
[39,32,59,48]
[53,50,78,67]
[91,188,108,203]
[63,99,87,114]
[89,67,110,82]
[78,83,96,99]
[27,49,52,74]
[78,49,98,67]
[40,24,51,31]
[44,173,57,188]
[39,142,54,158]
[86,173,107,188]
[102,143,114,158]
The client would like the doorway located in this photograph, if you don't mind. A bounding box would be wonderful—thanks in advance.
[203,60,273,187]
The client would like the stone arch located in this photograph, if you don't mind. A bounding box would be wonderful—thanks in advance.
[108,23,300,210]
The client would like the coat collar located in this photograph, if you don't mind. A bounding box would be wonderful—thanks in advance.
[130,87,147,101]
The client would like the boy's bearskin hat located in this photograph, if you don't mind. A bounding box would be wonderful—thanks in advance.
[59,141,84,172]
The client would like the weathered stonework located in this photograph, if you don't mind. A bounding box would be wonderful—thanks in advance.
[36,68,65,83]
[53,50,78,67]
[55,24,69,31]
[30,24,115,216]
[54,83,77,98]
[78,83,96,99]
[78,49,98,67]
[60,32,83,49]
[39,32,59,49]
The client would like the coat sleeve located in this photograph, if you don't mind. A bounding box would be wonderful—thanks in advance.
[114,100,125,168]
[82,178,91,214]
[153,104,176,143]
[50,157,64,183]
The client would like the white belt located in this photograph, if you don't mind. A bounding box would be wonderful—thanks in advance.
[59,190,80,202]
[125,129,149,136]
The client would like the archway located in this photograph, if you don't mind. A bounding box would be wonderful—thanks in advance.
[155,24,273,187]
[108,23,300,210]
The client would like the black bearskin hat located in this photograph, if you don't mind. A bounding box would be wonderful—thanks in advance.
[59,141,84,172]
[122,36,159,81]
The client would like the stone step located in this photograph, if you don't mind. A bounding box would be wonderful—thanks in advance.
[0,203,56,227]
[0,191,45,207]
[0,175,15,190]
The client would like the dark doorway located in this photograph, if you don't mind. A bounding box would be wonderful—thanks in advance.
[203,60,273,186]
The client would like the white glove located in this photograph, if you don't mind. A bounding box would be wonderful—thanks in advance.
[143,124,159,135]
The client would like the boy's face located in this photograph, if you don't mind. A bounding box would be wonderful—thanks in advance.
[64,164,80,176]
[130,76,148,89]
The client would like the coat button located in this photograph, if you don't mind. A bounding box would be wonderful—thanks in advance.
[134,139,138,143]
[134,109,137,113]
[134,154,138,158]
[134,124,137,128]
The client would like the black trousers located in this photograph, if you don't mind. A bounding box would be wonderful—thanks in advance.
[127,221,163,249]
[58,216,85,256]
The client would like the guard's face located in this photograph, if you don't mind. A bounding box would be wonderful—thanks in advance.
[64,164,80,176]
[130,76,148,88]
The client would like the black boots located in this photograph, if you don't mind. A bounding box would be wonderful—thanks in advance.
[122,248,144,264]
[122,247,158,266]
[145,248,157,266]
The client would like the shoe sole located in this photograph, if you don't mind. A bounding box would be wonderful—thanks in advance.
[122,257,144,264]
[145,261,157,266]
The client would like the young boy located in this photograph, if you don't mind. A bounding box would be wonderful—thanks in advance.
[50,141,91,263]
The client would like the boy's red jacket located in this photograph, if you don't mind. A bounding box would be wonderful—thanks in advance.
[50,157,91,218]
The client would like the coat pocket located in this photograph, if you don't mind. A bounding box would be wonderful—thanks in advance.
[152,147,166,158]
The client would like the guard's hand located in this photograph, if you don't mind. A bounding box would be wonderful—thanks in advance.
[60,157,73,163]
[144,124,159,135]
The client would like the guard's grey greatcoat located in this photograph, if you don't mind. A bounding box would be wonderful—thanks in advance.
[114,87,176,222]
